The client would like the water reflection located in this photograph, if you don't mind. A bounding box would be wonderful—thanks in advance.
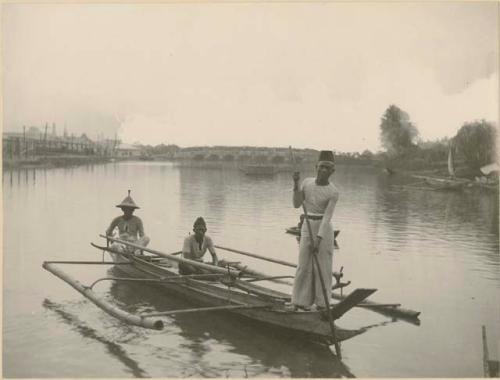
[368,171,499,270]
[2,168,38,188]
[373,173,413,253]
[42,298,149,378]
[178,166,230,234]
[107,275,355,378]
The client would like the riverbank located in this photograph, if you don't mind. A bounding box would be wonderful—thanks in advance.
[2,155,111,169]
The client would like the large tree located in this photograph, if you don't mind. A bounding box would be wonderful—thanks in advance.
[380,105,419,156]
[454,120,497,170]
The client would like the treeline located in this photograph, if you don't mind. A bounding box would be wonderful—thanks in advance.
[141,144,181,157]
[135,107,497,178]
[376,105,497,177]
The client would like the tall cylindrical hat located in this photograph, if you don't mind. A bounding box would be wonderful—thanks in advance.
[317,150,335,164]
[116,190,140,209]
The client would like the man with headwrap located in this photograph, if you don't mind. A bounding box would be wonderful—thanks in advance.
[179,217,219,275]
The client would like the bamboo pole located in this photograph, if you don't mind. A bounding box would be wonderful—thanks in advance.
[303,202,341,357]
[100,235,242,277]
[483,325,490,377]
[42,262,164,330]
[216,243,341,282]
[215,245,296,268]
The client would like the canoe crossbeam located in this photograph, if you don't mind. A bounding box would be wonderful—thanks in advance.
[88,274,226,289]
[43,260,133,265]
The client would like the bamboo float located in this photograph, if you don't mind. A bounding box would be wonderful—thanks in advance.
[42,262,164,330]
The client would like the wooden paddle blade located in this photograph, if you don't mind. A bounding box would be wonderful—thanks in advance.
[329,288,377,320]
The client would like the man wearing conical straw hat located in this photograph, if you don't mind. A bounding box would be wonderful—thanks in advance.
[106,190,150,253]
[290,150,339,311]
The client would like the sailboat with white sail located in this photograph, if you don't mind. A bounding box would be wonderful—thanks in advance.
[413,140,469,191]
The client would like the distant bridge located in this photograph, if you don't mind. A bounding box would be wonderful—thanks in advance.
[174,146,316,163]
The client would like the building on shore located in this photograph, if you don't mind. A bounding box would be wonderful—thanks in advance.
[114,143,143,158]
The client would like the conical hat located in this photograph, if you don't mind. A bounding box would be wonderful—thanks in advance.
[116,190,140,209]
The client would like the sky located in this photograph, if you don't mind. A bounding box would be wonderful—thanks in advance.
[2,2,498,152]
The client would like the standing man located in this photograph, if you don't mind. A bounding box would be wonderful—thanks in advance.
[290,151,339,311]
[179,217,219,275]
[106,190,150,253]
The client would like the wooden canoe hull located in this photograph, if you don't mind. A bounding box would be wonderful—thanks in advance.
[424,178,465,190]
[412,175,469,191]
[110,253,364,344]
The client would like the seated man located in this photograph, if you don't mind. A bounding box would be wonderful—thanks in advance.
[179,217,218,275]
[106,190,150,254]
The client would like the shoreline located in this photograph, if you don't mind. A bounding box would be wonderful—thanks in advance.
[2,155,112,170]
[4,155,497,190]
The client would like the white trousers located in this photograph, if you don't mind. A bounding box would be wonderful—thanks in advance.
[291,219,334,308]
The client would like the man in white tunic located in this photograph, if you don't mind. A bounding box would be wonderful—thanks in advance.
[291,151,339,310]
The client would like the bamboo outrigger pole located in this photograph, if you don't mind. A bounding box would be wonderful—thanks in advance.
[215,245,348,283]
[215,245,297,268]
[289,146,341,358]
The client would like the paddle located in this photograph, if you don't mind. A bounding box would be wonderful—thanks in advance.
[289,146,341,358]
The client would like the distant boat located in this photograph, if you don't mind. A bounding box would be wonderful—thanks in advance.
[412,142,469,191]
[240,164,276,176]
[420,176,468,191]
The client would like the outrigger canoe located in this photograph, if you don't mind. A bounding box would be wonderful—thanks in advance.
[42,235,420,352]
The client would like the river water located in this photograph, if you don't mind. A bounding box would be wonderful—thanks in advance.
[3,161,499,378]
